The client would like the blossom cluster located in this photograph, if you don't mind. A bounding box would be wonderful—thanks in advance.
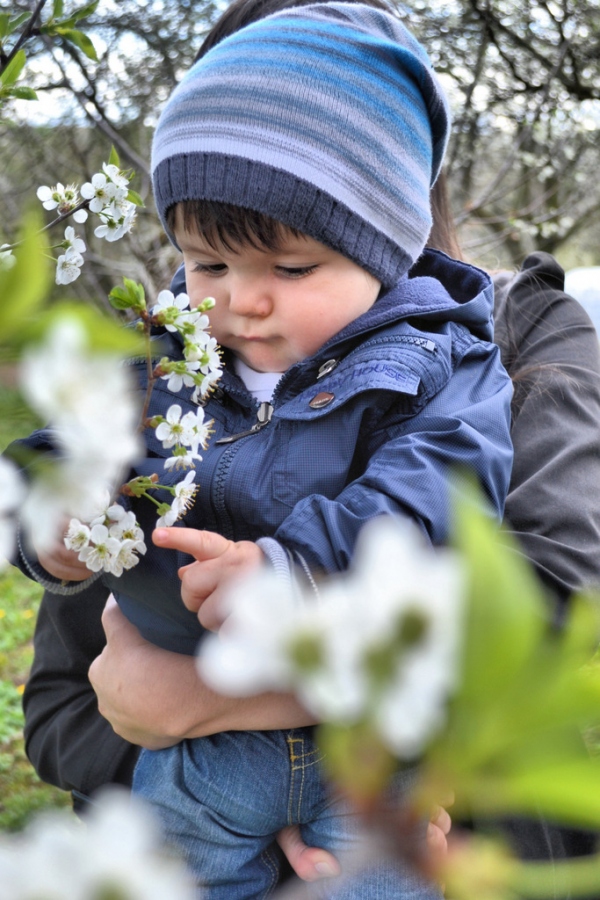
[0,790,196,900]
[65,499,146,578]
[19,317,142,552]
[151,289,222,404]
[36,162,138,285]
[156,470,198,527]
[57,290,222,574]
[199,517,464,759]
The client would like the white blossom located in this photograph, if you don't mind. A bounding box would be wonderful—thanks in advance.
[65,503,147,577]
[103,161,129,189]
[180,406,212,453]
[185,313,211,340]
[20,318,142,551]
[200,517,464,759]
[156,404,211,458]
[80,171,117,212]
[155,404,185,448]
[156,471,198,526]
[0,244,16,270]
[0,789,196,900]
[160,359,201,393]
[192,367,222,403]
[108,509,145,545]
[186,334,222,376]
[152,290,197,332]
[63,225,86,257]
[64,518,91,552]
[94,200,137,242]
[72,207,88,223]
[172,470,198,516]
[156,505,178,528]
[111,538,146,574]
[78,523,122,572]
[55,252,83,285]
[163,449,204,471]
[36,182,80,215]
[0,457,25,568]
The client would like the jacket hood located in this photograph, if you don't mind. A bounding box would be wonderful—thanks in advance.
[336,248,494,345]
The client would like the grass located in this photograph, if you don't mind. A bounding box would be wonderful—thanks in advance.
[0,386,71,830]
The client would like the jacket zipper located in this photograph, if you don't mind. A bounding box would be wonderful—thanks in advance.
[214,401,274,445]
[211,401,274,538]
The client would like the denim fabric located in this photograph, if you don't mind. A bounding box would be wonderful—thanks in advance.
[133,727,442,900]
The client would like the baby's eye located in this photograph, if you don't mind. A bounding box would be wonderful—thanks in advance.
[276,265,318,279]
[192,262,227,276]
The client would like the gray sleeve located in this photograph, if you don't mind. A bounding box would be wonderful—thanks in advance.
[494,252,600,609]
[17,526,102,596]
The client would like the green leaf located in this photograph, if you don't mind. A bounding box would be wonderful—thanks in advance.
[7,12,31,35]
[0,48,26,86]
[59,27,98,61]
[468,758,600,829]
[0,210,51,343]
[108,145,121,168]
[70,0,100,24]
[21,301,145,358]
[108,278,146,312]
[453,485,547,706]
[8,86,37,101]
[0,12,27,40]
[126,189,144,208]
[421,480,600,784]
[318,721,397,805]
[52,0,65,18]
[561,592,600,662]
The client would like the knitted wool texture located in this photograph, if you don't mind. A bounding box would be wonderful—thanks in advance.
[152,2,451,287]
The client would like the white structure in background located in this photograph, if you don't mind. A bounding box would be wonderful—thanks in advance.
[565,267,600,336]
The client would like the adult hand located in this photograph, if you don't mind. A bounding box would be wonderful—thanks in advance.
[275,804,452,884]
[426,802,452,862]
[89,597,317,748]
[152,527,265,631]
[35,536,91,582]
[276,826,342,882]
[88,596,208,749]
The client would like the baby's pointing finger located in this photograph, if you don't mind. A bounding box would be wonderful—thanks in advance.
[152,527,232,561]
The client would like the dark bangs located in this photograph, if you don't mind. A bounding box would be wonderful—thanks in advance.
[166,199,301,252]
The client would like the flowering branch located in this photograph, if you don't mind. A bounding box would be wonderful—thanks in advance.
[55,284,222,577]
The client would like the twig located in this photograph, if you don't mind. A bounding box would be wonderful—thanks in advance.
[0,0,48,76]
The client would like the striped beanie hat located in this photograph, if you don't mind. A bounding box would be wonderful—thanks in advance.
[152,2,451,288]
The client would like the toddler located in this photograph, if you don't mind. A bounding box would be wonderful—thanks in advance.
[19,3,513,897]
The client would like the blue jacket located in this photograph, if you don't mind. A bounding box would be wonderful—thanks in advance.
[17,250,513,654]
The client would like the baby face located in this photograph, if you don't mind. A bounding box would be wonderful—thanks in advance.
[174,214,381,373]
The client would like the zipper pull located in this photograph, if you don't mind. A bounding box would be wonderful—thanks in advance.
[215,401,274,445]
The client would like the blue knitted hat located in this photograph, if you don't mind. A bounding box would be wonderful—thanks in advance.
[152,2,451,287]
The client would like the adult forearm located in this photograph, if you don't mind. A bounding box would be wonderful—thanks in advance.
[88,598,316,749]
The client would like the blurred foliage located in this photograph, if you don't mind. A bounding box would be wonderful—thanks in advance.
[1,0,600,283]
[0,537,70,831]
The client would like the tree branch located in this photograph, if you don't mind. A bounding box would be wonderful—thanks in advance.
[455,38,571,224]
[0,0,48,77]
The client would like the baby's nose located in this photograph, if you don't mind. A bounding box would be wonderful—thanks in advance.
[229,280,272,317]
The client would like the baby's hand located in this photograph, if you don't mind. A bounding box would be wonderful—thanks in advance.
[35,538,91,582]
[152,528,265,631]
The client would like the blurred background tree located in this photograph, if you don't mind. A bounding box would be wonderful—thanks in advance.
[1,0,599,296]
[406,0,600,269]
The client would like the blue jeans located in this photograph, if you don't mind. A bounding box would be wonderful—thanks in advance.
[133,727,441,900]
